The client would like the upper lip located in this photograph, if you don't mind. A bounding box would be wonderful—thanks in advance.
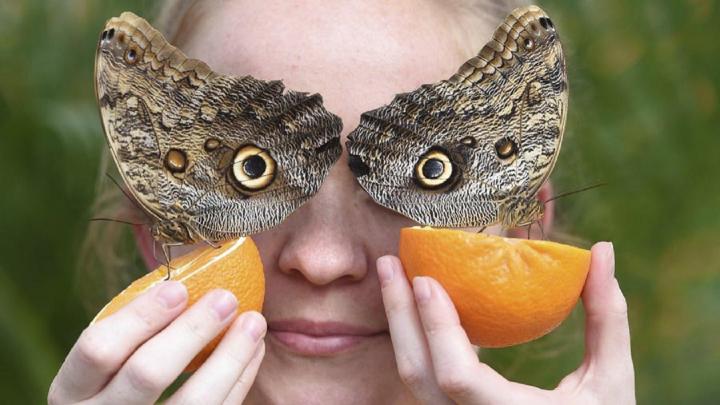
[268,319,385,337]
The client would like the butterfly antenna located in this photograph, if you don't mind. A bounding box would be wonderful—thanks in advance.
[89,217,147,226]
[543,182,608,204]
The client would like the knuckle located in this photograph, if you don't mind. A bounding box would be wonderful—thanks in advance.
[609,286,629,318]
[384,297,414,319]
[129,301,163,334]
[235,374,252,389]
[76,328,122,372]
[125,358,172,394]
[396,358,427,390]
[226,344,256,368]
[599,283,629,323]
[177,313,216,343]
[235,364,259,389]
[225,340,265,374]
[219,347,249,370]
[589,280,629,323]
[423,321,446,337]
[422,318,459,339]
[437,370,473,398]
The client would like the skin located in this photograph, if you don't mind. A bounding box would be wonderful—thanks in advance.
[49,1,635,403]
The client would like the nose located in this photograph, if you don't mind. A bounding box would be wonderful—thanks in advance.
[277,161,369,285]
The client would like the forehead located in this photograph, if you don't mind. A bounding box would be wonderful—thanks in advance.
[177,1,495,135]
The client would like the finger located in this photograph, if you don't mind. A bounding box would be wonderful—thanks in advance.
[377,256,453,405]
[94,289,239,404]
[222,341,266,404]
[167,311,266,404]
[413,276,509,404]
[48,281,188,404]
[581,242,633,376]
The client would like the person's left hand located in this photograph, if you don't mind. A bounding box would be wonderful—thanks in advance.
[377,242,635,404]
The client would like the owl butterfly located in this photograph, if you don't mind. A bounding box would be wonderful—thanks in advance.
[346,6,567,230]
[95,12,342,259]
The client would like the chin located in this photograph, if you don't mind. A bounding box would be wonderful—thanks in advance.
[245,333,411,404]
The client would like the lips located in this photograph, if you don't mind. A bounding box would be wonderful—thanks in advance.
[268,319,387,356]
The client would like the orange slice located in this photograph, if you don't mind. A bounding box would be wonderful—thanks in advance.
[399,227,590,347]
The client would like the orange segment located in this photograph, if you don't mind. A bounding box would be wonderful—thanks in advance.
[399,227,590,347]
[92,237,265,371]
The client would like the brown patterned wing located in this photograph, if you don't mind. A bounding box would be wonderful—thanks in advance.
[95,12,342,244]
[346,6,567,229]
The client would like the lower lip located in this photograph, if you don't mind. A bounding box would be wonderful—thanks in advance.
[269,330,385,356]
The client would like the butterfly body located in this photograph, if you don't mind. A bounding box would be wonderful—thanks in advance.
[347,6,567,230]
[95,12,342,247]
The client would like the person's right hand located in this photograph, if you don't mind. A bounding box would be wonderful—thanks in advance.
[48,281,266,404]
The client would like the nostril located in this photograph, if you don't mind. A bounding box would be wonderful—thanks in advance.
[348,155,370,178]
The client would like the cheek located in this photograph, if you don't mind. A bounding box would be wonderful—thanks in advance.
[250,226,286,271]
[366,203,416,253]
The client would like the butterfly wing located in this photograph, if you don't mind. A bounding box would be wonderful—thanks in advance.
[95,12,342,242]
[346,6,567,228]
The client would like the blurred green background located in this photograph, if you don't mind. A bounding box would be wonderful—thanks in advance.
[1,0,718,403]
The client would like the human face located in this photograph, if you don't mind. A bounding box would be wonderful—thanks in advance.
[168,1,500,403]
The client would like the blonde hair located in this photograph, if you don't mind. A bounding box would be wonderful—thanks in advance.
[78,0,532,311]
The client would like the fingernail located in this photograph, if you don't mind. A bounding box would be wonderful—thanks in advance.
[413,277,432,303]
[241,312,266,342]
[156,281,187,309]
[606,242,615,260]
[377,257,395,287]
[606,242,615,276]
[209,290,238,321]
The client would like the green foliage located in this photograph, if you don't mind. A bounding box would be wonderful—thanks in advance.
[0,0,718,403]
[0,1,153,402]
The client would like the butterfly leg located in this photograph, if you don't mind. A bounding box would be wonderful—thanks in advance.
[537,219,546,240]
[476,226,487,234]
[152,240,158,265]
[525,220,546,240]
[161,243,173,280]
[203,238,222,249]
